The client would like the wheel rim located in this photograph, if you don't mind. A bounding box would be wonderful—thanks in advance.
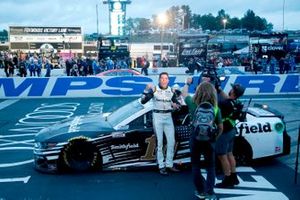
[64,140,98,171]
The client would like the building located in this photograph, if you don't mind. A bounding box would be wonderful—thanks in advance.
[9,26,83,58]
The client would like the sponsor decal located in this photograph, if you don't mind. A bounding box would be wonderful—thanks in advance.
[275,146,281,152]
[68,116,82,133]
[274,122,284,133]
[111,143,139,150]
[181,48,205,56]
[238,122,272,134]
[111,132,126,138]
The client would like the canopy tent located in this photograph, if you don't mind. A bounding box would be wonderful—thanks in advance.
[233,46,249,55]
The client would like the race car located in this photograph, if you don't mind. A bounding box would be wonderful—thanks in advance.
[33,98,290,173]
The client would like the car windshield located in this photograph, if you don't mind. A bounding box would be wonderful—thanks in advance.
[107,99,144,127]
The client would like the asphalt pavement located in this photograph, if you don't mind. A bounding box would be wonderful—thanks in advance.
[0,97,299,200]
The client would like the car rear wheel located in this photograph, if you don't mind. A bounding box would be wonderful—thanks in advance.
[61,138,102,172]
[233,138,253,166]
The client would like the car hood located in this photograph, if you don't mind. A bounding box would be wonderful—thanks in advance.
[35,114,113,142]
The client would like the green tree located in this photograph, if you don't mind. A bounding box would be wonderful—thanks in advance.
[228,17,241,29]
[190,14,202,29]
[0,29,8,41]
[135,18,152,31]
[241,10,258,31]
[216,9,230,30]
[200,13,218,31]
[240,9,271,31]
[181,5,192,29]
[165,6,180,29]
[125,17,135,35]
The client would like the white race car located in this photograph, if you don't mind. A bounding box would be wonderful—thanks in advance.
[34,98,290,173]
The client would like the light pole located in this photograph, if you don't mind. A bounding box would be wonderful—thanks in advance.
[158,13,168,64]
[222,18,227,34]
[62,33,65,51]
[222,18,227,42]
[282,0,285,31]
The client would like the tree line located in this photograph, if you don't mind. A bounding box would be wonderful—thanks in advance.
[125,5,273,34]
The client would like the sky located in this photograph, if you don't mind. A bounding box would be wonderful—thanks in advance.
[0,0,299,34]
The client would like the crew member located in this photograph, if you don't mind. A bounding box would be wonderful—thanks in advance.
[215,83,245,188]
[141,72,181,175]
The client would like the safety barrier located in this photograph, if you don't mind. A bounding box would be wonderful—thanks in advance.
[0,74,299,99]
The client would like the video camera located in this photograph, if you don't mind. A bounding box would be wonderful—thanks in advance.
[196,62,223,90]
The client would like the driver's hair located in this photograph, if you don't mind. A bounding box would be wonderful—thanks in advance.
[159,72,169,79]
[193,81,217,106]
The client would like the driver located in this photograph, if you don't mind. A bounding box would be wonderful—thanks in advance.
[141,72,181,175]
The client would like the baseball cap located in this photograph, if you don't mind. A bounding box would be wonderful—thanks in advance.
[231,83,245,98]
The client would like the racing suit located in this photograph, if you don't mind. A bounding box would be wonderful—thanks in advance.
[141,86,180,169]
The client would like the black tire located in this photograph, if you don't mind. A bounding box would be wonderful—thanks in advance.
[233,138,253,166]
[61,139,102,172]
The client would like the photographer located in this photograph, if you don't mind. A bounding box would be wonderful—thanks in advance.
[215,83,245,188]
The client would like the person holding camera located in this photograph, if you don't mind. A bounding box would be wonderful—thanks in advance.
[141,72,181,175]
[215,83,245,188]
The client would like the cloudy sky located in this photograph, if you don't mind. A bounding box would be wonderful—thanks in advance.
[0,0,299,34]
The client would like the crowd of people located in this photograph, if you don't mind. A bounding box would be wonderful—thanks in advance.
[0,51,61,77]
[1,50,298,78]
[185,53,298,75]
[141,72,246,199]
[0,51,133,77]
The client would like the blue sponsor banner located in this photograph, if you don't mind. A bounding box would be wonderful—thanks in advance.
[0,74,299,99]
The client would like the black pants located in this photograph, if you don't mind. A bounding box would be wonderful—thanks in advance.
[190,137,216,194]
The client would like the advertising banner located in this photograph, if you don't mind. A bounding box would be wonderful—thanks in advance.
[0,74,299,99]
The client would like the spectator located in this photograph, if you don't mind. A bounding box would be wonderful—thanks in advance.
[284,57,290,74]
[92,59,100,75]
[161,57,168,67]
[35,59,42,77]
[19,59,27,77]
[269,56,277,74]
[141,58,149,75]
[279,57,285,74]
[4,56,11,77]
[44,59,52,77]
[182,79,223,200]
[65,59,72,76]
[106,57,114,70]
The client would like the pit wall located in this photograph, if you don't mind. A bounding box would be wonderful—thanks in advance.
[0,74,299,99]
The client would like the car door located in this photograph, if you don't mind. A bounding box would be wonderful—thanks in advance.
[172,105,192,162]
[107,111,156,168]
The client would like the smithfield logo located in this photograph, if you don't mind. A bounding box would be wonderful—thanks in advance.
[111,143,140,150]
[238,122,272,134]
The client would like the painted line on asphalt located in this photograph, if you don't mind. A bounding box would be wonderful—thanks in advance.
[0,176,31,183]
[0,159,34,168]
[0,100,19,111]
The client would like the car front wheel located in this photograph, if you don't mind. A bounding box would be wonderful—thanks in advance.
[61,138,101,172]
[233,138,253,166]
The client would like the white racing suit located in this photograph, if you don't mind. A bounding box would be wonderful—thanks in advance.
[141,86,179,169]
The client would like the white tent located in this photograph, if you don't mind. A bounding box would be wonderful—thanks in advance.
[233,46,249,55]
